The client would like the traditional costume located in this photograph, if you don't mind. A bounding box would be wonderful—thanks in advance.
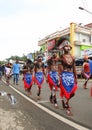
[34,71,44,88]
[23,59,34,96]
[56,37,78,115]
[47,71,59,91]
[60,71,77,99]
[24,72,34,90]
[34,54,45,99]
[47,50,60,108]
[82,55,91,89]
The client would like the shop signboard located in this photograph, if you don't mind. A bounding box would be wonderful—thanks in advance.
[81,48,92,57]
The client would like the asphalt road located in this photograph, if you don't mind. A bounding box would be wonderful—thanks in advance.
[0,75,92,130]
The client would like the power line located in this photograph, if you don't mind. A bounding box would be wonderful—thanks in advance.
[81,0,87,9]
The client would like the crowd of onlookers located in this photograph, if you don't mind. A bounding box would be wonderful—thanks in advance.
[0,59,20,85]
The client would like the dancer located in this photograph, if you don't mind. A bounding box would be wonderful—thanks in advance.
[22,59,34,96]
[57,37,78,116]
[46,49,60,108]
[82,55,91,89]
[34,55,46,99]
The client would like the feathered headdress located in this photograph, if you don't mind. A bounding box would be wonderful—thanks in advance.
[56,37,72,50]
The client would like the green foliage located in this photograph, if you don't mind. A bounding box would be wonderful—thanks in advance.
[0,54,27,63]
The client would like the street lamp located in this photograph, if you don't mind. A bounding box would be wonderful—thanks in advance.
[78,6,92,15]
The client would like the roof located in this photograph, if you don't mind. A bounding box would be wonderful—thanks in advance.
[84,23,92,28]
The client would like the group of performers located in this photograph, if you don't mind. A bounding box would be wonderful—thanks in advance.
[22,37,78,116]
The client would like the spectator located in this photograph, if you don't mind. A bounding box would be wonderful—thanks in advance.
[12,59,20,85]
[0,64,3,80]
[4,63,12,85]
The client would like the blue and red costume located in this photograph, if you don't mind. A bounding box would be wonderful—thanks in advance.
[24,73,34,89]
[60,71,77,99]
[47,71,59,91]
[34,71,44,88]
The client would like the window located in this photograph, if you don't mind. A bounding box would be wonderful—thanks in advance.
[83,39,86,42]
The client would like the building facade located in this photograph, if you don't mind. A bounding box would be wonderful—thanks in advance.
[38,22,92,59]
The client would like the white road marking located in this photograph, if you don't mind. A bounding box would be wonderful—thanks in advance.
[2,79,90,130]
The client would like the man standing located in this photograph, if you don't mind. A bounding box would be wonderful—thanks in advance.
[22,59,34,96]
[34,55,46,99]
[12,59,20,85]
[57,37,78,116]
[46,49,60,108]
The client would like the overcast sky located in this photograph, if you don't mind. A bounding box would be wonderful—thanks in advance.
[0,0,92,60]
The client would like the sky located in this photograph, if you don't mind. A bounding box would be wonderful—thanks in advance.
[0,0,92,60]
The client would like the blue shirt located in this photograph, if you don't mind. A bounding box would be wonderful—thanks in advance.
[12,63,20,74]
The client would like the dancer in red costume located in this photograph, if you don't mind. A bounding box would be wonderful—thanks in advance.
[82,55,91,89]
[46,49,60,108]
[34,55,46,99]
[23,59,34,96]
[57,37,78,116]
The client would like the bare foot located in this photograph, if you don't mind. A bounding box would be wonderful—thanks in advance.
[37,95,41,100]
[54,103,59,109]
[83,84,87,89]
[66,108,73,116]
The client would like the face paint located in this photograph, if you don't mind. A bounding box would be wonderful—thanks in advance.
[64,45,71,51]
[38,58,42,62]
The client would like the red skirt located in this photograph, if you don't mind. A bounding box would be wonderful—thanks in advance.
[47,72,59,91]
[24,73,34,89]
[60,71,77,99]
[34,72,44,88]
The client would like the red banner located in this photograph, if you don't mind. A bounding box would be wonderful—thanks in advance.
[47,39,55,51]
